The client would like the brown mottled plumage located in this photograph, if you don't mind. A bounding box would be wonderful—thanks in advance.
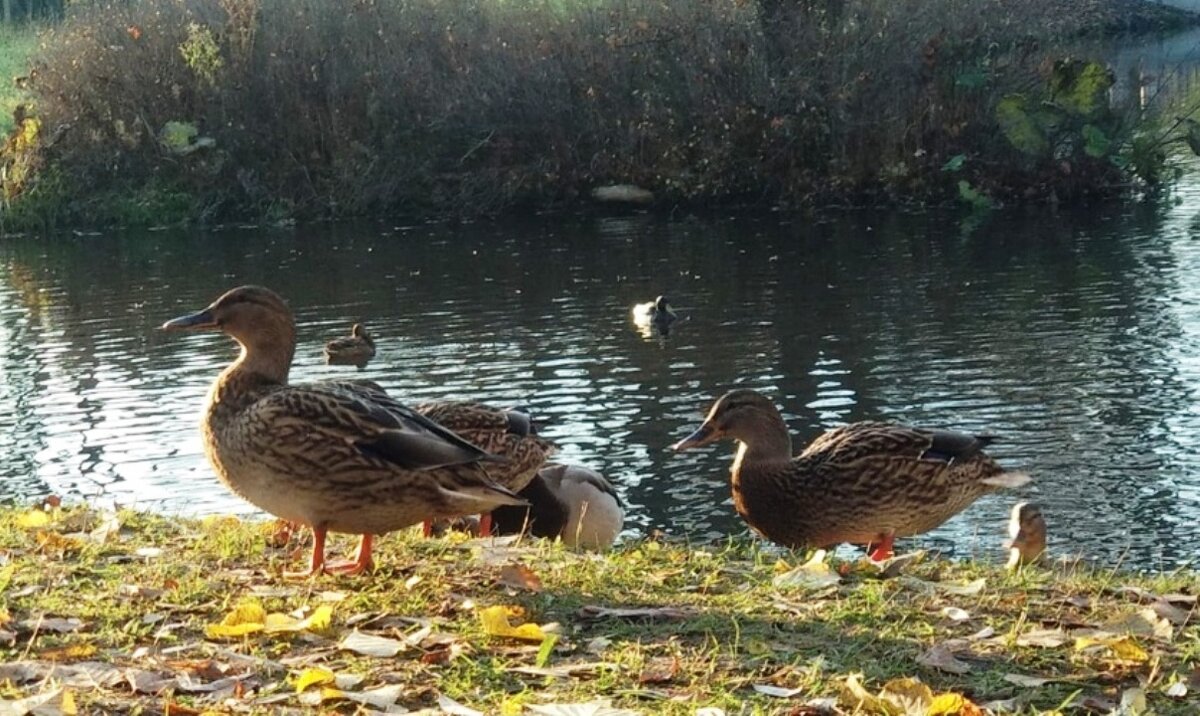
[161,286,524,577]
[1006,501,1047,569]
[324,323,376,368]
[412,401,555,535]
[672,389,1030,559]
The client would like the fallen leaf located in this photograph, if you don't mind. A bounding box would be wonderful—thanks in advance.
[899,577,986,596]
[0,686,76,716]
[525,700,642,715]
[18,617,84,634]
[16,510,52,529]
[1016,628,1069,648]
[917,644,972,674]
[479,605,547,642]
[576,605,698,621]
[941,607,971,622]
[264,604,333,634]
[508,662,616,678]
[438,694,485,715]
[126,668,175,694]
[1002,673,1052,687]
[499,563,543,592]
[38,644,97,661]
[1074,635,1149,664]
[752,684,804,698]
[1152,600,1192,627]
[585,636,612,654]
[338,630,404,658]
[695,709,725,716]
[1118,686,1147,716]
[1165,681,1187,698]
[291,667,336,692]
[1104,608,1174,640]
[134,547,163,559]
[204,601,266,639]
[87,512,121,544]
[772,551,841,590]
[638,657,678,684]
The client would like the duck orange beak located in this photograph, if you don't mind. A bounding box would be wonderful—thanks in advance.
[161,308,218,331]
[671,422,722,451]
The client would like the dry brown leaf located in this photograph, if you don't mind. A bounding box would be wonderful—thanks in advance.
[916,644,972,674]
[1016,628,1069,648]
[637,656,678,684]
[498,563,543,592]
[18,617,84,634]
[1151,600,1193,627]
[0,686,76,716]
[751,684,805,698]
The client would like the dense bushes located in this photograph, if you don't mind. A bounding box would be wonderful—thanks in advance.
[0,0,1186,227]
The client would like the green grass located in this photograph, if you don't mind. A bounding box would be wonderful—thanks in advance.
[0,504,1197,715]
[0,24,39,136]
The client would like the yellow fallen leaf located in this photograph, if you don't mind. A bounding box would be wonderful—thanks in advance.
[291,667,336,693]
[840,673,900,715]
[1075,635,1149,663]
[35,531,85,553]
[265,604,334,634]
[16,510,52,529]
[479,605,547,642]
[40,643,97,660]
[204,601,267,639]
[929,692,967,715]
[880,677,935,715]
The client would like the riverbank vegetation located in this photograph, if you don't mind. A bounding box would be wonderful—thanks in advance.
[1,0,1199,231]
[0,503,1197,714]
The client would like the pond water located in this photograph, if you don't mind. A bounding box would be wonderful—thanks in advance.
[4,179,1200,568]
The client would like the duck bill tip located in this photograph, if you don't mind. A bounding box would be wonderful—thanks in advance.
[670,424,718,452]
[161,309,217,331]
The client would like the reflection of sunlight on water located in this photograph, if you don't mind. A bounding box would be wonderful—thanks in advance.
[3,200,1200,564]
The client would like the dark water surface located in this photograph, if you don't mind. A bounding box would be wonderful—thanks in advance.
[4,190,1200,567]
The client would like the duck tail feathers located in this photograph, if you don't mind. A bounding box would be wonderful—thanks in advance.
[981,471,1031,489]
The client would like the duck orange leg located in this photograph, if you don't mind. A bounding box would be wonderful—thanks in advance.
[324,535,375,575]
[478,513,493,538]
[867,532,895,562]
[284,525,328,579]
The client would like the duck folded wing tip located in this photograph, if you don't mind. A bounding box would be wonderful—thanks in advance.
[981,471,1031,489]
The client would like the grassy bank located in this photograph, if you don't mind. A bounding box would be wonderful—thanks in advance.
[0,0,1196,232]
[0,503,1196,715]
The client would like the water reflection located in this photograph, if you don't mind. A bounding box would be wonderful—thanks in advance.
[2,198,1200,565]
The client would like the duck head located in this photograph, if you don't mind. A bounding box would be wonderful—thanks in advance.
[351,323,370,339]
[162,285,296,379]
[671,389,787,453]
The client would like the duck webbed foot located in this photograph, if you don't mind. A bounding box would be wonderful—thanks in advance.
[866,532,896,562]
[322,534,375,575]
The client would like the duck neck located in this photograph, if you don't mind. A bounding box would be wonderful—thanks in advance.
[730,416,793,480]
[211,332,294,410]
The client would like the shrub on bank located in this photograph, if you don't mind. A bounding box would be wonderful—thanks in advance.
[0,0,1183,227]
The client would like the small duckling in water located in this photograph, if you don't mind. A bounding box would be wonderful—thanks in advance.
[632,295,678,337]
[1006,501,1047,569]
[491,463,625,549]
[324,323,376,368]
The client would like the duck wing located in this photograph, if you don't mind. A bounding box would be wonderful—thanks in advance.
[801,421,994,467]
[257,383,501,471]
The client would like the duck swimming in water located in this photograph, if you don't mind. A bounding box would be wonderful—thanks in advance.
[162,286,524,577]
[324,323,376,368]
[672,389,1030,560]
[632,295,678,337]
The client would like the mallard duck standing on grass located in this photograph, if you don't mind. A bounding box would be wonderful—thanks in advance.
[632,295,678,337]
[324,323,376,368]
[162,286,525,577]
[492,463,625,549]
[1006,501,1047,569]
[671,389,1030,560]
[411,401,555,537]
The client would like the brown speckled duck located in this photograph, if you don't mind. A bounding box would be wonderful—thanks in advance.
[161,286,524,577]
[1006,501,1047,569]
[492,463,625,549]
[411,401,555,536]
[671,389,1030,560]
[324,323,376,368]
